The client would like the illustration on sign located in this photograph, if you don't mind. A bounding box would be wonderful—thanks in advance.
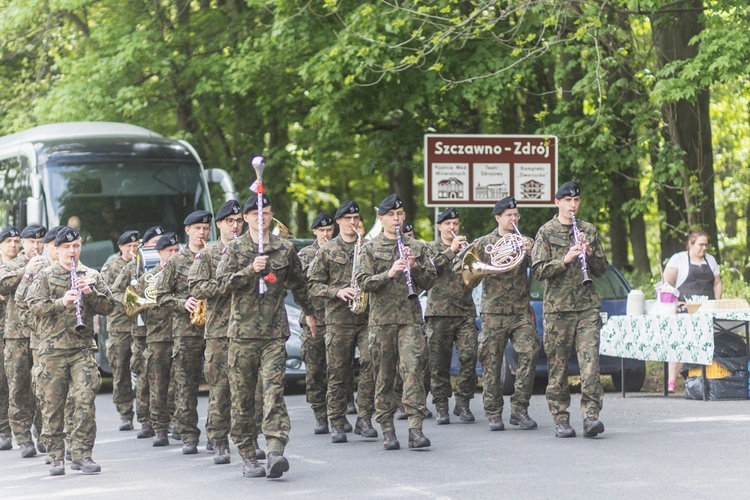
[514,163,550,201]
[432,163,469,200]
[473,163,510,200]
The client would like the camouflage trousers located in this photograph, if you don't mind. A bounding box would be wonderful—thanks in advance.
[480,313,540,418]
[543,309,603,423]
[130,336,150,425]
[106,330,134,421]
[326,322,374,425]
[4,338,42,443]
[172,336,205,444]
[425,316,478,409]
[0,339,11,438]
[145,341,173,432]
[228,338,289,457]
[301,324,328,420]
[370,323,427,432]
[35,348,101,462]
[204,337,230,443]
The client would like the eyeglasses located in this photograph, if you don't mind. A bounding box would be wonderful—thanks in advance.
[504,213,521,220]
[224,218,244,226]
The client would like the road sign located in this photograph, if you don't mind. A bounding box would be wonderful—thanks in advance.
[424,134,558,207]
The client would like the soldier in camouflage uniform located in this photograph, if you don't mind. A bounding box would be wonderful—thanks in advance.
[531,181,609,438]
[0,226,21,452]
[216,193,315,479]
[100,230,140,431]
[0,225,48,457]
[465,198,540,431]
[297,212,334,435]
[423,208,478,425]
[309,201,378,443]
[110,225,165,439]
[188,199,243,464]
[155,210,212,455]
[355,194,436,451]
[28,227,115,475]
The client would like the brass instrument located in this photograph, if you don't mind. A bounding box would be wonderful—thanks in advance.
[348,230,369,314]
[570,211,593,285]
[450,230,468,249]
[124,272,159,318]
[190,299,206,326]
[394,224,418,300]
[460,224,527,287]
[70,258,86,332]
[272,218,294,238]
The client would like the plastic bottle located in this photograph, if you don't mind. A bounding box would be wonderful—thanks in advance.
[626,289,645,316]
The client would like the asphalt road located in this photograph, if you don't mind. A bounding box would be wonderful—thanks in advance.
[2,387,750,499]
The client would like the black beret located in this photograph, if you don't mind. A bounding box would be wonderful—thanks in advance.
[402,221,414,234]
[43,226,64,244]
[311,212,334,229]
[555,181,580,199]
[0,226,20,243]
[377,194,404,215]
[20,225,47,239]
[493,196,517,215]
[215,200,242,222]
[155,232,179,250]
[55,227,81,246]
[117,230,140,246]
[183,210,213,226]
[436,208,459,224]
[243,194,272,214]
[334,201,360,220]
[143,226,165,244]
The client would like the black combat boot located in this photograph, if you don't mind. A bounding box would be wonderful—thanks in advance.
[408,428,431,449]
[354,417,378,438]
[347,401,358,415]
[382,431,400,450]
[453,404,475,422]
[489,417,505,432]
[583,417,605,438]
[182,442,198,454]
[153,430,169,447]
[266,452,289,479]
[49,459,65,476]
[242,456,266,478]
[252,436,266,460]
[214,440,230,464]
[19,441,37,458]
[331,424,348,443]
[394,406,407,420]
[555,421,576,438]
[71,457,101,474]
[313,417,329,435]
[436,406,450,425]
[510,412,538,430]
[137,423,155,439]
[0,435,11,451]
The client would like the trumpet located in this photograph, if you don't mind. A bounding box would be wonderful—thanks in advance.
[450,230,468,249]
[394,224,418,300]
[570,211,593,285]
[69,258,86,332]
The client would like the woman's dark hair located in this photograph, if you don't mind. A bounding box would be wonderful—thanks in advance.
[686,230,709,250]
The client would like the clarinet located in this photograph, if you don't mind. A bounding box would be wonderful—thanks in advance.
[69,257,86,331]
[570,212,593,285]
[394,225,418,300]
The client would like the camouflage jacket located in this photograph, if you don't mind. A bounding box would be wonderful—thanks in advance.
[297,241,327,326]
[424,239,475,318]
[155,246,203,338]
[14,256,52,348]
[0,253,31,339]
[355,233,436,326]
[188,240,231,339]
[100,254,132,333]
[308,236,367,326]
[216,233,313,340]
[531,215,608,313]
[28,261,115,352]
[469,230,533,315]
[141,264,172,343]
[111,258,146,337]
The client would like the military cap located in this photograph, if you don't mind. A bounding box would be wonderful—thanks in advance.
[117,230,140,246]
[436,208,459,224]
[43,226,63,244]
[493,196,517,215]
[155,232,179,250]
[555,181,580,199]
[311,212,334,229]
[403,221,414,234]
[0,226,20,243]
[183,210,213,226]
[243,193,272,214]
[55,227,81,246]
[20,225,47,239]
[334,201,360,220]
[377,194,404,215]
[215,200,242,222]
[143,226,165,244]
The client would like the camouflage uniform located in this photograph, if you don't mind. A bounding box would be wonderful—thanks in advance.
[1,253,43,446]
[354,233,436,432]
[309,236,375,428]
[100,254,134,423]
[297,241,328,423]
[470,231,540,420]
[111,259,150,429]
[531,216,608,423]
[0,298,10,444]
[27,261,115,462]
[216,233,313,458]
[424,240,478,413]
[155,246,205,446]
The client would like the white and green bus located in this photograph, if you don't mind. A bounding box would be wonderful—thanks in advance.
[0,121,237,268]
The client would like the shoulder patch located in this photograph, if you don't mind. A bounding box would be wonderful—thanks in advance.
[195,253,202,259]
[221,247,227,255]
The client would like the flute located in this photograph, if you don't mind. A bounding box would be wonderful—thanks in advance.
[70,257,86,331]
